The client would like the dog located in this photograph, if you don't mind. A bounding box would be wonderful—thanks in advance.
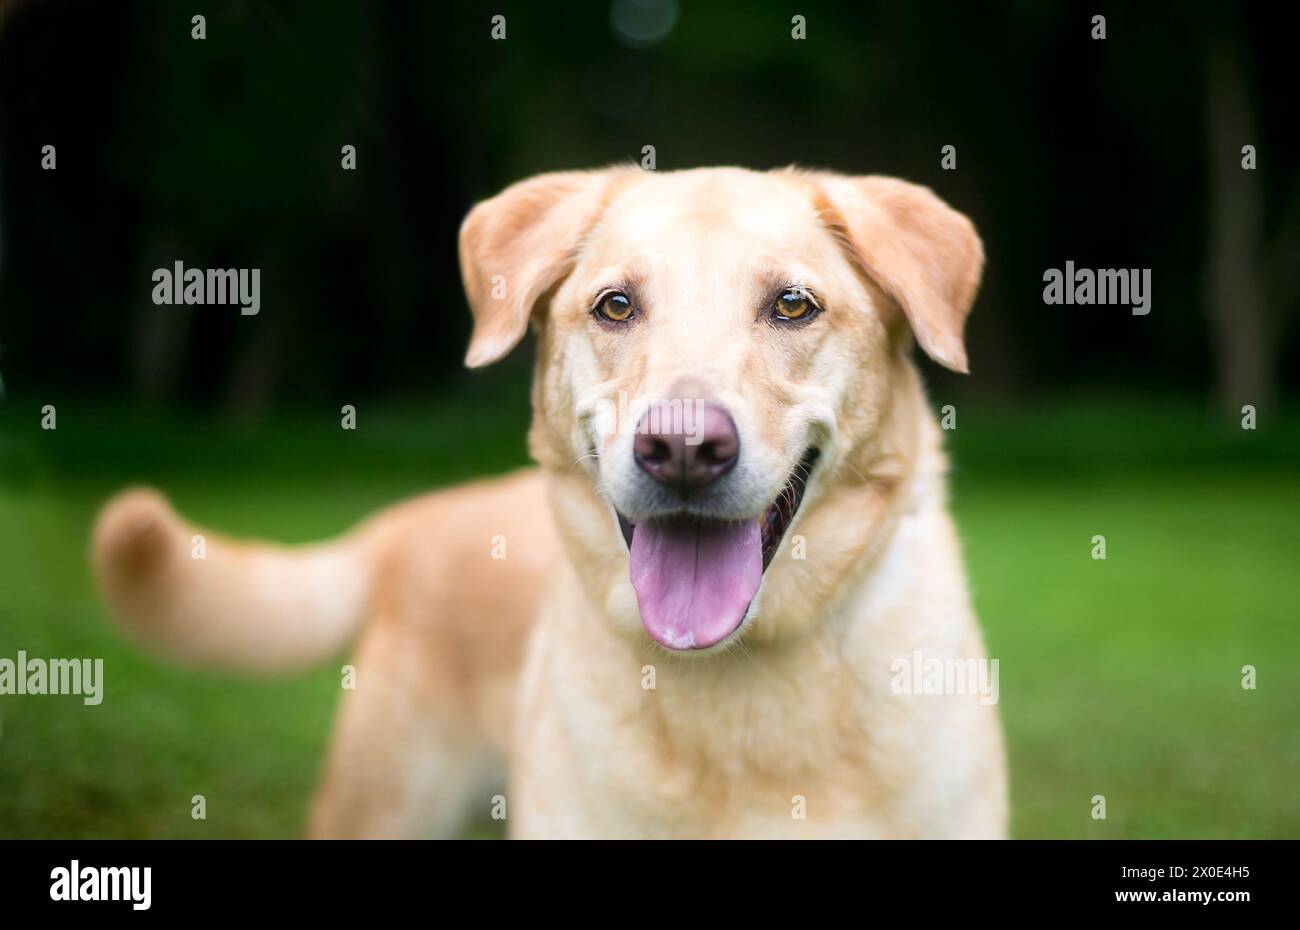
[92,166,1007,839]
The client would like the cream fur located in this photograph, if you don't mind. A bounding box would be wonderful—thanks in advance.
[92,167,1006,839]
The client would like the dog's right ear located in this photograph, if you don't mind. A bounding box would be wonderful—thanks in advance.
[458,170,617,368]
[805,173,983,374]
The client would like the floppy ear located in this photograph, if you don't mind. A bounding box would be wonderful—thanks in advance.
[812,174,983,374]
[458,170,618,368]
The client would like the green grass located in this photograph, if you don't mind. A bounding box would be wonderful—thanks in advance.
[1,389,1297,838]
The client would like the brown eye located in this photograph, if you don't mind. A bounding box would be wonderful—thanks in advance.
[594,291,634,323]
[773,288,817,322]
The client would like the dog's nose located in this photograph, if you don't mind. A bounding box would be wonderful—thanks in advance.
[634,402,739,491]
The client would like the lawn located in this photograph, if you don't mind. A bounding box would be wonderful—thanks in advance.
[1,387,1297,838]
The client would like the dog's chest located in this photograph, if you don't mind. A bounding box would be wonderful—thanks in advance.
[585,649,905,834]
[513,576,952,838]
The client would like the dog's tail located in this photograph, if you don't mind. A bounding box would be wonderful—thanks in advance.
[91,487,390,674]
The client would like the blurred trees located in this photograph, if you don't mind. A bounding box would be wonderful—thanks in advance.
[0,1,1296,413]
[1204,13,1300,413]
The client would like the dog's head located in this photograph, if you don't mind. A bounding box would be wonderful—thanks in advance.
[459,167,982,653]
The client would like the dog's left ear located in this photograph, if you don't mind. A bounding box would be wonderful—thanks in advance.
[458,169,620,368]
[811,174,983,374]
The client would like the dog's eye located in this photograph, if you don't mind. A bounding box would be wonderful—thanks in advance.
[772,288,817,323]
[594,291,634,323]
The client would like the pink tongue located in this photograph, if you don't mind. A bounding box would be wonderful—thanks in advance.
[629,517,762,650]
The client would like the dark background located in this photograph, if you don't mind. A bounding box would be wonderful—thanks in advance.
[2,0,1296,413]
[1,1,1297,840]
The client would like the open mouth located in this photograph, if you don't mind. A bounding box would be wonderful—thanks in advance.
[616,448,819,651]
